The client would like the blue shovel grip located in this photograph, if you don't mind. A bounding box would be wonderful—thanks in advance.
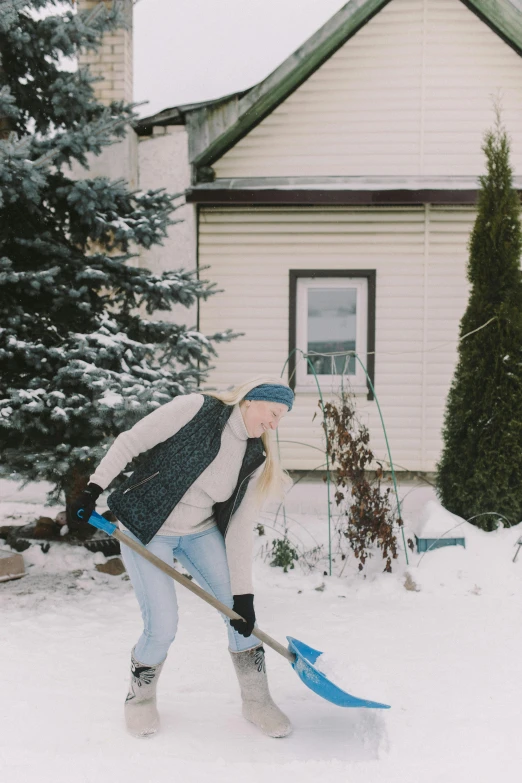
[78,508,117,536]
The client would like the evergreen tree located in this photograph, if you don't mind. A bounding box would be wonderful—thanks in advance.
[0,0,235,519]
[436,113,522,529]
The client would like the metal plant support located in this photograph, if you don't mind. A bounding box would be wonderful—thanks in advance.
[277,348,409,576]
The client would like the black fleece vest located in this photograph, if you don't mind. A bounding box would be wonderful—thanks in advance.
[107,395,266,545]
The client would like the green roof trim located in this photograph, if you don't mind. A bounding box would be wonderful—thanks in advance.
[187,0,392,167]
[187,0,522,170]
[462,0,522,55]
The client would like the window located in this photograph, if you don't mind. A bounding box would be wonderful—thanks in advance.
[289,270,376,398]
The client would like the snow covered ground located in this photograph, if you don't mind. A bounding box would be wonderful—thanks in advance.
[1,476,522,783]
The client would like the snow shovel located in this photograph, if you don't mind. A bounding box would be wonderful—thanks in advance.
[84,510,390,710]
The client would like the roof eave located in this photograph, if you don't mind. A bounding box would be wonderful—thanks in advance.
[186,188,522,207]
[135,107,184,135]
[134,90,248,136]
[186,188,482,206]
[185,174,522,205]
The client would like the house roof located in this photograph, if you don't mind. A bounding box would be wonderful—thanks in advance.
[134,91,248,136]
[137,0,522,169]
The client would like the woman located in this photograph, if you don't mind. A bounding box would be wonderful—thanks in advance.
[71,378,294,739]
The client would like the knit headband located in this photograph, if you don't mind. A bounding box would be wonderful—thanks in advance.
[243,384,294,411]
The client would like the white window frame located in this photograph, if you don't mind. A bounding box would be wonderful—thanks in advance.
[295,276,369,393]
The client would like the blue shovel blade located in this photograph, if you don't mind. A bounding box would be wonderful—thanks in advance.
[287,637,390,709]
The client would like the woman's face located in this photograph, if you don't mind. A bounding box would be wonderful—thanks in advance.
[240,400,288,438]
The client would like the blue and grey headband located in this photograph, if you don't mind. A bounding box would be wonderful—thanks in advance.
[243,384,294,411]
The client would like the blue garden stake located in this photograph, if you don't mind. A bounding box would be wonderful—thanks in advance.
[82,509,390,710]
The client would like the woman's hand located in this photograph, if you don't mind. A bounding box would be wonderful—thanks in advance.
[230,593,256,637]
[69,483,103,524]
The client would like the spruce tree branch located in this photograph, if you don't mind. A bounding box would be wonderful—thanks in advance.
[0,104,149,168]
[83,0,126,30]
[0,86,19,121]
[0,0,27,32]
[29,105,146,168]
[84,2,107,26]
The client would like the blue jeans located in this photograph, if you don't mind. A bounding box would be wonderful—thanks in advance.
[120,526,260,664]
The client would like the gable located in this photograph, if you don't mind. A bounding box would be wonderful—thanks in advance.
[211,0,522,179]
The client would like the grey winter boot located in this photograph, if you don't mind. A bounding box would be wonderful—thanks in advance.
[124,648,166,738]
[229,646,292,738]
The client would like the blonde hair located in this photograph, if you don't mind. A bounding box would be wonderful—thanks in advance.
[205,376,292,503]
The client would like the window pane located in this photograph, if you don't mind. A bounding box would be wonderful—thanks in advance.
[307,287,357,375]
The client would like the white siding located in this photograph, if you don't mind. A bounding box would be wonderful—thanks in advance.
[199,207,473,472]
[139,127,196,274]
[138,127,197,324]
[214,0,522,178]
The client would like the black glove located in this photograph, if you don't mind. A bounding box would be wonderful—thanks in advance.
[69,483,103,524]
[230,594,256,637]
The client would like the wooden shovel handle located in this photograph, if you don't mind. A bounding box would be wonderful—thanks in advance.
[114,529,295,663]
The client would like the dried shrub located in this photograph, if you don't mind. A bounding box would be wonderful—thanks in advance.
[323,393,408,573]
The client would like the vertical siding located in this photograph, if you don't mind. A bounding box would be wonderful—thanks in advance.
[199,206,472,472]
[213,0,522,178]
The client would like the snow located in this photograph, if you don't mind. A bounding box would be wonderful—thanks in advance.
[313,651,387,707]
[2,477,522,783]
[98,390,124,408]
[411,499,468,538]
[90,332,121,348]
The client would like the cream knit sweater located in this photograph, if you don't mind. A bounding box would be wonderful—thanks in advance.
[89,394,262,594]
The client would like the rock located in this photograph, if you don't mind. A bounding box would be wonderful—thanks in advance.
[55,511,67,527]
[8,517,62,541]
[1,528,56,552]
[0,526,13,540]
[95,557,126,576]
[0,549,25,582]
[404,572,420,592]
[0,516,62,552]
[2,535,32,553]
[32,517,62,539]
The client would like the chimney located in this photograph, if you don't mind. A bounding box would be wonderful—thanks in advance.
[78,0,133,105]
[73,0,137,188]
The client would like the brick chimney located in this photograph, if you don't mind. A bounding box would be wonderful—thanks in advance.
[74,0,137,188]
[78,0,133,105]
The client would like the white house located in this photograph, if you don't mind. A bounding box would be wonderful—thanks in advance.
[81,0,522,475]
